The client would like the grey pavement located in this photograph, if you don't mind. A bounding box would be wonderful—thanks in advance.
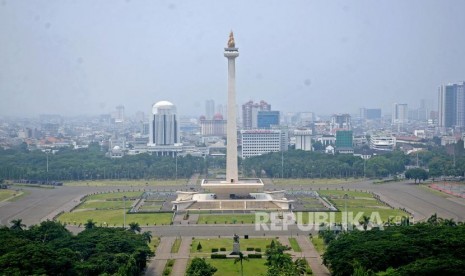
[170,237,191,276]
[145,236,175,276]
[295,235,330,276]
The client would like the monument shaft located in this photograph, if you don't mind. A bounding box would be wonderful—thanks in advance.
[224,35,239,183]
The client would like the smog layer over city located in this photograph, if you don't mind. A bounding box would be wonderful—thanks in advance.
[1,1,465,276]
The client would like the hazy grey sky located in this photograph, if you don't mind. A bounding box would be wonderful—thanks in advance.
[1,0,464,118]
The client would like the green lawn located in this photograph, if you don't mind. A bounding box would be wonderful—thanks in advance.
[76,200,128,210]
[318,190,373,198]
[64,179,188,186]
[197,214,257,224]
[191,238,276,257]
[271,178,358,185]
[311,235,326,255]
[296,190,408,225]
[85,191,143,200]
[0,190,19,201]
[207,259,268,276]
[171,238,181,253]
[57,210,173,226]
[288,237,301,252]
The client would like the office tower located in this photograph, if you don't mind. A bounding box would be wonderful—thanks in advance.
[257,110,280,129]
[392,103,408,124]
[242,100,271,130]
[360,108,381,120]
[205,99,215,119]
[149,101,179,146]
[330,114,351,130]
[294,129,312,151]
[336,130,353,153]
[115,105,125,123]
[438,82,465,128]
[241,129,287,158]
[199,114,227,136]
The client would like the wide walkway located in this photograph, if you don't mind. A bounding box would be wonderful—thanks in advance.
[295,235,330,276]
[145,236,191,276]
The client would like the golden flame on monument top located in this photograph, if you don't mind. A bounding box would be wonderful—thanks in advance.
[227,31,235,48]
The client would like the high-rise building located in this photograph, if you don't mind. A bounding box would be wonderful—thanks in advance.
[330,114,351,131]
[242,100,271,129]
[294,129,312,151]
[149,101,179,146]
[199,113,226,136]
[336,130,353,153]
[360,108,381,120]
[257,110,280,129]
[205,99,215,119]
[392,103,408,124]
[115,105,125,123]
[241,129,287,158]
[438,82,465,129]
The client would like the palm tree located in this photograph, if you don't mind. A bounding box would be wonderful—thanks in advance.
[128,222,141,233]
[142,231,152,243]
[234,252,249,276]
[84,219,96,229]
[294,258,307,275]
[10,219,26,230]
[359,215,370,231]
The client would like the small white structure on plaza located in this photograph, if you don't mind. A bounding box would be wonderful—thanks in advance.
[172,32,293,211]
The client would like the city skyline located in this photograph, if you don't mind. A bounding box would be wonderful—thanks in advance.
[1,1,464,117]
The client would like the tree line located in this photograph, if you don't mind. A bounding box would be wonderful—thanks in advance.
[0,220,153,275]
[2,139,465,181]
[322,215,465,275]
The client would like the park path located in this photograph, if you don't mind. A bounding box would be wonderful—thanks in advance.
[295,235,330,276]
[145,236,175,276]
[170,236,191,276]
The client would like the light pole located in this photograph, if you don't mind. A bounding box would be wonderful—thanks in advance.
[123,196,127,229]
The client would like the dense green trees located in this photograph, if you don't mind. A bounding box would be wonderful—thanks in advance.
[404,168,429,183]
[2,139,465,181]
[265,240,309,275]
[0,220,153,275]
[0,143,205,181]
[186,257,217,276]
[323,222,465,276]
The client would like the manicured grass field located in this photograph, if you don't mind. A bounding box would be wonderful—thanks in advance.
[85,191,143,200]
[272,178,359,185]
[76,200,127,210]
[64,179,187,186]
[206,259,268,276]
[171,238,181,253]
[57,210,173,226]
[0,190,19,201]
[296,189,409,225]
[190,238,276,256]
[197,214,257,224]
[288,237,301,252]
[311,235,326,255]
[318,190,373,198]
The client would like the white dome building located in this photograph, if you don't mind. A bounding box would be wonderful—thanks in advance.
[149,100,179,147]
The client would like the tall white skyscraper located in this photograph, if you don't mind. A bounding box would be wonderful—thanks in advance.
[438,82,465,129]
[149,101,179,146]
[392,103,408,124]
[205,99,215,119]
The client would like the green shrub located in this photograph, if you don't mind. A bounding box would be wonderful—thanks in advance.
[248,254,262,258]
[163,267,171,275]
[220,247,226,251]
[211,254,227,259]
[255,248,261,252]
[211,248,218,253]
[246,247,254,251]
[167,259,174,267]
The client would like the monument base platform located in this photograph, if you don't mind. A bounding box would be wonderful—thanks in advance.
[172,178,293,211]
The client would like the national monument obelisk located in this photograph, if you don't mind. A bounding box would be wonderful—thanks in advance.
[224,31,239,183]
